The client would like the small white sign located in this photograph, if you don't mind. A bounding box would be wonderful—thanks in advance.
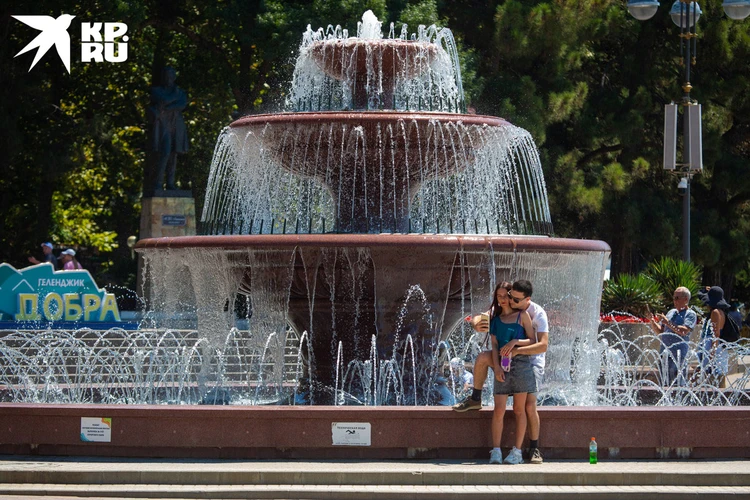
[80,417,112,442]
[332,422,371,446]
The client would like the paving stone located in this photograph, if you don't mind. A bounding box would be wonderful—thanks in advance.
[1,483,750,499]
[0,458,749,498]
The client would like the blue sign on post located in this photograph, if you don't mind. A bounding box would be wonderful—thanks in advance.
[0,263,134,329]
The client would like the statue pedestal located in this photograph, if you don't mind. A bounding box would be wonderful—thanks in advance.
[137,193,197,304]
[140,193,197,238]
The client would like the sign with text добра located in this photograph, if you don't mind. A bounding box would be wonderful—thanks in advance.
[0,262,121,323]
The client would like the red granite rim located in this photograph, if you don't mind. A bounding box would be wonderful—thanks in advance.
[1,403,745,417]
[230,111,510,129]
[307,38,438,48]
[135,234,610,253]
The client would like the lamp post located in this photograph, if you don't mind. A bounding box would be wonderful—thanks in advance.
[627,0,750,262]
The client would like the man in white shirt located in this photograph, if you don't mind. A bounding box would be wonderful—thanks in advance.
[647,286,696,386]
[453,279,548,464]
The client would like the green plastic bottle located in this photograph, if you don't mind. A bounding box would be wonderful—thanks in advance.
[589,437,598,464]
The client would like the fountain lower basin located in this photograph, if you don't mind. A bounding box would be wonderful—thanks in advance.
[137,233,610,404]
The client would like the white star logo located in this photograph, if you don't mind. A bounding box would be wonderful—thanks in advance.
[13,14,76,74]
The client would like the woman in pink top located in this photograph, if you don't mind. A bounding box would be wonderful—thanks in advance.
[60,249,83,270]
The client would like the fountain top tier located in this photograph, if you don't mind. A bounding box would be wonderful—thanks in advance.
[289,10,465,113]
[203,11,552,236]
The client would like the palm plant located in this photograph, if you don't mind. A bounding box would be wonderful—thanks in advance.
[601,273,662,318]
[644,257,702,309]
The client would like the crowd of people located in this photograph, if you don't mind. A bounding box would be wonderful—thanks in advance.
[648,285,747,388]
[27,242,83,271]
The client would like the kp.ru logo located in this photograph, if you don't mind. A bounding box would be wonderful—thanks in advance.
[13,14,129,73]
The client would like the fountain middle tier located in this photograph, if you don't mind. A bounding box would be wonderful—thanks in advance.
[205,112,552,235]
[137,233,610,405]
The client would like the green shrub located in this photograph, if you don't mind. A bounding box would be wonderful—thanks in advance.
[601,273,662,317]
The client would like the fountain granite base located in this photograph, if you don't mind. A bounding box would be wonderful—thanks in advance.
[0,404,748,459]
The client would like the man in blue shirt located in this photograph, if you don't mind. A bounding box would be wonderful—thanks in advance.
[28,242,58,269]
[648,286,697,387]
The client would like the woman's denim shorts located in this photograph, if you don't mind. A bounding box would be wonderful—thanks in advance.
[493,355,537,395]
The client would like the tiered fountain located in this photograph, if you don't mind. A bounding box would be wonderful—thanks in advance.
[137,11,609,405]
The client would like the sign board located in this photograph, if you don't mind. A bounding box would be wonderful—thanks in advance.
[162,214,187,226]
[332,422,371,446]
[80,417,112,442]
[0,263,123,325]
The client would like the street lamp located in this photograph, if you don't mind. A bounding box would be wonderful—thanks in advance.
[627,0,661,20]
[126,235,137,259]
[723,0,750,20]
[627,0,750,262]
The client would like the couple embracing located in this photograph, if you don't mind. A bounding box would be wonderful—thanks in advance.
[453,280,548,465]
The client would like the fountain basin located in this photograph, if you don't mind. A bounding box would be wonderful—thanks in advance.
[136,233,606,251]
[307,39,438,82]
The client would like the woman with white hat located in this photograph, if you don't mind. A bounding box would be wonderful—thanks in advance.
[60,249,82,270]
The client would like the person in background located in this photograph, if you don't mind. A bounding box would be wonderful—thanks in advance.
[60,249,82,270]
[695,287,713,372]
[28,242,58,268]
[727,303,743,333]
[448,357,474,402]
[699,286,733,388]
[647,286,696,387]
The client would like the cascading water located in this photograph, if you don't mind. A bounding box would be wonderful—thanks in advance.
[5,11,743,408]
[2,11,599,405]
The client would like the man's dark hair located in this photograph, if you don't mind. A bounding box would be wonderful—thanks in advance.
[512,280,533,298]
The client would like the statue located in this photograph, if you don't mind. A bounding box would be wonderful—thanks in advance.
[147,67,188,192]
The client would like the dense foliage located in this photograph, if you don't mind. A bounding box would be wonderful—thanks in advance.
[1,0,749,302]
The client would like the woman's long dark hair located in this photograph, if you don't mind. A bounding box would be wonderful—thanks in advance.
[489,281,512,318]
